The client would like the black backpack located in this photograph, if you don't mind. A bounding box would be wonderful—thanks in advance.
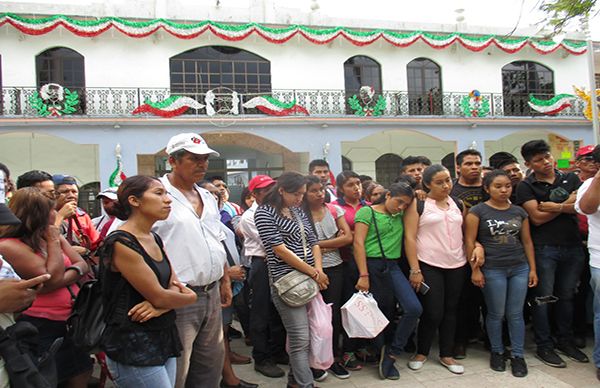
[416,196,464,216]
[0,321,62,388]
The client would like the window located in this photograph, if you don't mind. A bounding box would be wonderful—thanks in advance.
[502,61,554,116]
[170,46,271,97]
[35,47,86,113]
[407,58,442,115]
[375,153,402,188]
[344,56,382,114]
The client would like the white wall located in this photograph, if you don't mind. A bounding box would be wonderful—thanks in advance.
[0,23,590,93]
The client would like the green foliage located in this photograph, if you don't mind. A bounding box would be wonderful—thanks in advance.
[348,95,366,116]
[539,0,597,35]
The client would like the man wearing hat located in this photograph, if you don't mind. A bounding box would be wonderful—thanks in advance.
[153,133,231,388]
[576,145,599,183]
[53,174,100,254]
[489,151,524,203]
[237,175,288,378]
[92,188,120,241]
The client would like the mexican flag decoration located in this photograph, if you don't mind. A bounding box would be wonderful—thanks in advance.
[527,94,575,115]
[242,96,309,116]
[109,144,126,188]
[132,96,205,117]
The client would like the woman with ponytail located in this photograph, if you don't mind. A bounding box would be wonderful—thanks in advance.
[99,176,197,387]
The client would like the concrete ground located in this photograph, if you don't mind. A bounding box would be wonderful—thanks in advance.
[229,330,600,388]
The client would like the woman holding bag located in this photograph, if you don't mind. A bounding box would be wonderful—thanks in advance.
[255,172,329,388]
[353,182,422,381]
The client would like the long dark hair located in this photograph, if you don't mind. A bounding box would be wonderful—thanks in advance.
[371,182,415,205]
[422,164,449,193]
[114,175,161,220]
[263,172,307,212]
[0,187,55,253]
[335,170,360,199]
[302,175,324,231]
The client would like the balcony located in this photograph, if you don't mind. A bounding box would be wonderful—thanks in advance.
[0,87,587,119]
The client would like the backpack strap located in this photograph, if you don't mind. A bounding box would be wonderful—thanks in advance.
[417,197,463,216]
[324,202,338,220]
[369,207,387,259]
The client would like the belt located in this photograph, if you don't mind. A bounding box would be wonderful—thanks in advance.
[187,281,217,293]
[251,255,266,260]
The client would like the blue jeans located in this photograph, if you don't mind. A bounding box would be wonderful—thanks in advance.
[531,244,585,349]
[106,357,176,388]
[482,263,530,357]
[367,259,422,355]
[590,266,600,367]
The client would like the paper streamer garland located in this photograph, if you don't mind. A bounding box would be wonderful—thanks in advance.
[0,13,586,55]
[109,144,126,188]
[242,96,309,116]
[527,94,575,115]
[132,96,205,117]
[573,86,600,121]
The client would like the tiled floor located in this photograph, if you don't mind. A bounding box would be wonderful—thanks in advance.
[230,333,600,388]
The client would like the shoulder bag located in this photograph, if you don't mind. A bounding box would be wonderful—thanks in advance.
[272,210,318,307]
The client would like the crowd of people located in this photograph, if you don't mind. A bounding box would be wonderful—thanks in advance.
[1,133,600,388]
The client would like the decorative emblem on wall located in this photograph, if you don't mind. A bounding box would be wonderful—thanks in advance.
[29,83,79,117]
[527,94,576,115]
[460,89,489,117]
[573,86,600,121]
[242,96,309,116]
[348,86,386,116]
[132,95,205,117]
[109,143,126,188]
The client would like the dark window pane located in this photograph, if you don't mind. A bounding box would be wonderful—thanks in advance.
[247,74,258,84]
[235,74,245,84]
[247,62,258,73]
[209,62,219,73]
[221,62,233,73]
[222,74,233,83]
[171,60,183,72]
[234,62,245,73]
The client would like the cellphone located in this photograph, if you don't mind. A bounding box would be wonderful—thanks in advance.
[418,281,430,295]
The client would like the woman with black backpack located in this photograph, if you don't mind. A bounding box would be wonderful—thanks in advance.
[99,175,197,387]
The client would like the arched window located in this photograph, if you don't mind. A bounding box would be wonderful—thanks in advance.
[342,156,353,172]
[502,61,554,116]
[375,153,402,188]
[170,46,271,96]
[407,58,442,115]
[344,56,382,94]
[35,47,86,113]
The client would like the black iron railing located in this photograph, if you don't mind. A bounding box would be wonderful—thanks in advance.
[0,87,586,118]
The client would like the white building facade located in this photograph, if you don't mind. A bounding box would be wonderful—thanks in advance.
[0,1,598,212]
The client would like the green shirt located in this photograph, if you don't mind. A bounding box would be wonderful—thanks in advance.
[354,206,404,259]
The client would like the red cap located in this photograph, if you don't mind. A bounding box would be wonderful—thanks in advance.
[248,175,275,192]
[576,145,595,159]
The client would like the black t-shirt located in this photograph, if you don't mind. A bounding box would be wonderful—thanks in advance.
[515,170,581,246]
[450,181,488,209]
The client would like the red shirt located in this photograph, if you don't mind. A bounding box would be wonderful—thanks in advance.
[331,197,368,261]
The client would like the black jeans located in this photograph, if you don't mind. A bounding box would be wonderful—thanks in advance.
[248,257,286,363]
[455,265,485,347]
[417,262,467,357]
[321,264,344,357]
[341,259,360,353]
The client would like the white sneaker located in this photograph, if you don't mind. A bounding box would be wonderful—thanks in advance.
[408,357,427,370]
[439,358,464,375]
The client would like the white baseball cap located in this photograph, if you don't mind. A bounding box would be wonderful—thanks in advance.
[166,133,220,157]
[96,187,118,201]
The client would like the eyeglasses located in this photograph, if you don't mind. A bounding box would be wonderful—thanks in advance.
[578,156,596,162]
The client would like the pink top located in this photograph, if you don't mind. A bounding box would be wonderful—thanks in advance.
[416,197,466,269]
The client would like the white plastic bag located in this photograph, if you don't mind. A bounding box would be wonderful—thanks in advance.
[307,293,334,369]
[341,292,389,338]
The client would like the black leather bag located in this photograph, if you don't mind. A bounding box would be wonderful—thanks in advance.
[0,321,62,388]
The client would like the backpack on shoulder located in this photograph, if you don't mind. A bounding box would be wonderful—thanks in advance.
[416,196,464,216]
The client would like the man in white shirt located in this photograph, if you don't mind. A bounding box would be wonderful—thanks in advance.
[575,144,600,382]
[309,159,337,203]
[238,175,287,378]
[153,133,232,388]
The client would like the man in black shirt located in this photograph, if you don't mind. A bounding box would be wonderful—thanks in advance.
[515,139,588,367]
[451,149,487,359]
[489,151,524,203]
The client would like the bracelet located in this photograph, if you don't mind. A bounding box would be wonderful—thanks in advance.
[359,274,370,278]
[409,269,421,275]
[65,265,84,277]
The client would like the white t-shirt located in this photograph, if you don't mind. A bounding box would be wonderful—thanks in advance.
[575,178,600,269]
[153,175,226,286]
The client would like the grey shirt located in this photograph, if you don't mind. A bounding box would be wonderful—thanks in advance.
[313,204,344,268]
[469,203,529,269]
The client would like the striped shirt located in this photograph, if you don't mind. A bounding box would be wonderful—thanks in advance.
[255,204,317,281]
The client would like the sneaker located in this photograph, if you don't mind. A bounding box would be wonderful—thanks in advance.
[511,357,528,378]
[535,348,566,368]
[311,369,328,382]
[342,352,362,371]
[356,348,379,364]
[490,352,506,372]
[378,346,400,380]
[254,360,285,378]
[328,362,350,379]
[556,342,590,363]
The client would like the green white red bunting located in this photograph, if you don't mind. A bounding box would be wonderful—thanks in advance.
[0,13,587,55]
[132,96,205,117]
[243,96,309,116]
[527,94,576,115]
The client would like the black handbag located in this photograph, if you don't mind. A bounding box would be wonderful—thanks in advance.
[0,321,62,388]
